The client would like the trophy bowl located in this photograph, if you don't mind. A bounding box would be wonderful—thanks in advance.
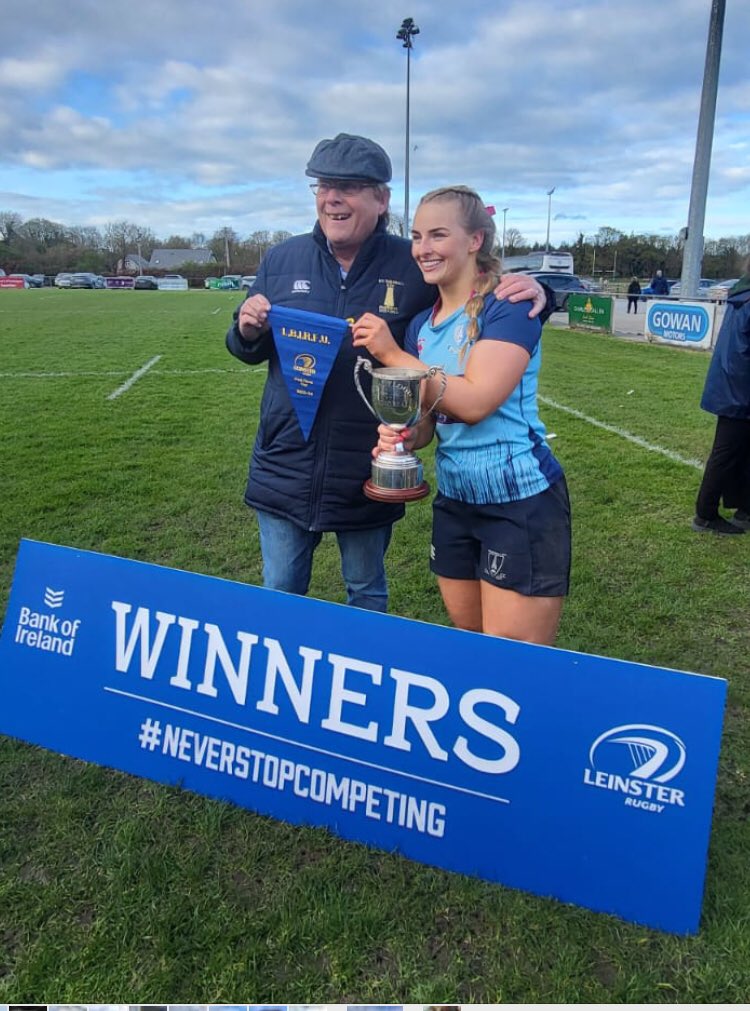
[354,358,446,503]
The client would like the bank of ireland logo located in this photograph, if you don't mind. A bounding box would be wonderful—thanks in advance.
[293,353,316,376]
[14,584,82,657]
[584,724,687,813]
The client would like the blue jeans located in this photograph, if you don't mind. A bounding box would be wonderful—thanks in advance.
[256,510,392,612]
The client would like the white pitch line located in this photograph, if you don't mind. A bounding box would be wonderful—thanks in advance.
[539,395,704,470]
[211,307,222,314]
[107,355,162,401]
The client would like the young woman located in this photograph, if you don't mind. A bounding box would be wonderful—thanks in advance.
[351,185,570,645]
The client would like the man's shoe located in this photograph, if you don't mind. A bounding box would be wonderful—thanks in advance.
[731,509,750,530]
[692,515,745,535]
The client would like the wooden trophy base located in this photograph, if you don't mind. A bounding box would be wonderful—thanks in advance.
[363,479,431,503]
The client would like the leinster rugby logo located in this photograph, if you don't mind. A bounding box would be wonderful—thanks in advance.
[293,353,316,376]
[583,724,687,814]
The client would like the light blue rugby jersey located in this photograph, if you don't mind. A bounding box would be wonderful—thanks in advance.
[406,294,563,504]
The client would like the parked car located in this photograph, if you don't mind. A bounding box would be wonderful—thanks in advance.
[707,278,740,301]
[134,275,159,290]
[668,278,713,297]
[240,274,257,290]
[54,272,75,288]
[217,274,243,290]
[640,278,678,297]
[8,273,44,288]
[528,271,592,312]
[68,272,106,289]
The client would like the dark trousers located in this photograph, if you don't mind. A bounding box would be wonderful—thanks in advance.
[627,296,639,313]
[695,416,750,519]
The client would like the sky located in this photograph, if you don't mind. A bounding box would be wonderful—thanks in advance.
[1,0,749,247]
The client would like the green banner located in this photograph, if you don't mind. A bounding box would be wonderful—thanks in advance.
[568,293,613,333]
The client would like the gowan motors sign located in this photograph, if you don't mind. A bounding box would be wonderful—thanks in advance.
[0,539,727,934]
[646,301,716,349]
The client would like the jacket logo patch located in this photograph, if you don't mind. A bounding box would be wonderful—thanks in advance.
[379,278,404,314]
[293,280,311,293]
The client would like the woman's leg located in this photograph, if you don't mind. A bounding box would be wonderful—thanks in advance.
[437,576,483,632]
[480,583,564,645]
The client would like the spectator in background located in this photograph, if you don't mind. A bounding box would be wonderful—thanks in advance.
[692,261,750,536]
[650,269,670,296]
[627,276,641,313]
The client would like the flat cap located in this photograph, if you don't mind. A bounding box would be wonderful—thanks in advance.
[305,133,392,183]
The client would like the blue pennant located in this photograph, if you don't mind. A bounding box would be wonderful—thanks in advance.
[268,306,351,441]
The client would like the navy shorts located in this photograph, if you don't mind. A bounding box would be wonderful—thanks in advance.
[430,478,571,596]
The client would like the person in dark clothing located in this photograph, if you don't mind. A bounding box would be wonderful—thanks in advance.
[225,133,550,610]
[649,269,670,296]
[692,261,750,535]
[627,276,641,313]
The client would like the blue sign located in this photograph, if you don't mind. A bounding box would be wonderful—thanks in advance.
[646,302,711,344]
[0,539,727,934]
[268,305,350,440]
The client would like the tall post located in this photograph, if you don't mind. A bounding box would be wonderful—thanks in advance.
[545,187,555,253]
[501,207,509,261]
[397,18,420,236]
[680,0,726,299]
[137,240,143,275]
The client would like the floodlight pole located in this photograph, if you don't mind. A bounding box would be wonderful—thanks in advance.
[680,0,726,299]
[397,17,420,236]
[545,187,555,253]
[501,207,509,261]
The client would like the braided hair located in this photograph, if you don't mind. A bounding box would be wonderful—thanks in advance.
[416,185,501,358]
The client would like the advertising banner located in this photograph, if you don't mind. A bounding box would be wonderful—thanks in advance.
[106,277,135,289]
[568,293,613,332]
[0,539,727,934]
[0,277,26,289]
[646,301,716,349]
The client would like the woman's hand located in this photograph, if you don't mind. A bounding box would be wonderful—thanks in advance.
[351,313,400,364]
[373,423,414,458]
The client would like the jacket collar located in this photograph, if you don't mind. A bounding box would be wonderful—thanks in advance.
[312,217,388,281]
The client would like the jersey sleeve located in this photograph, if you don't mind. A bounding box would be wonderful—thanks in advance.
[478,296,542,355]
[405,306,432,357]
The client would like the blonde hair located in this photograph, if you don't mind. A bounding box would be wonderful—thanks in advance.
[417,185,501,358]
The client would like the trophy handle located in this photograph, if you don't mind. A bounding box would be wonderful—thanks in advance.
[354,357,378,420]
[418,365,448,422]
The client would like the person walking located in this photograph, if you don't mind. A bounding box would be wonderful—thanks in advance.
[627,276,641,313]
[692,262,750,536]
[649,269,670,296]
[352,185,570,644]
[226,135,550,611]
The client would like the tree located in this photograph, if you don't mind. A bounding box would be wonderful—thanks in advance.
[503,227,525,255]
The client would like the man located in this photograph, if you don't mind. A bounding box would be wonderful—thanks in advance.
[226,133,549,611]
[692,263,750,536]
[650,269,670,296]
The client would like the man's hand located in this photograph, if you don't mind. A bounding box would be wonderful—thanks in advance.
[238,293,271,339]
[493,273,547,318]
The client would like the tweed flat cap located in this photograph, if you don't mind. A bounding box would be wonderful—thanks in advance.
[305,133,392,183]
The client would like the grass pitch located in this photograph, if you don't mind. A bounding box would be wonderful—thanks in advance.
[0,289,749,1002]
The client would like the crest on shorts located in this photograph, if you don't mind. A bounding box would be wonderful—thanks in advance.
[486,550,507,580]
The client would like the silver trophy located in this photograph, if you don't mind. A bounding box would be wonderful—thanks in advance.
[354,356,447,502]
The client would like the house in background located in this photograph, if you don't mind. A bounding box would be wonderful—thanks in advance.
[148,248,216,269]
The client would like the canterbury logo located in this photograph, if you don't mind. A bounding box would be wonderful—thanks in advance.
[292,280,311,293]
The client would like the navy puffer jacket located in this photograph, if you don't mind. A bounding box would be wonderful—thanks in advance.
[700,279,750,420]
[226,220,435,531]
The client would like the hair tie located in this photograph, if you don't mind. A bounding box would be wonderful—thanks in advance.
[485,204,496,216]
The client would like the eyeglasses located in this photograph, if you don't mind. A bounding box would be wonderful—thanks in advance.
[309,180,376,196]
